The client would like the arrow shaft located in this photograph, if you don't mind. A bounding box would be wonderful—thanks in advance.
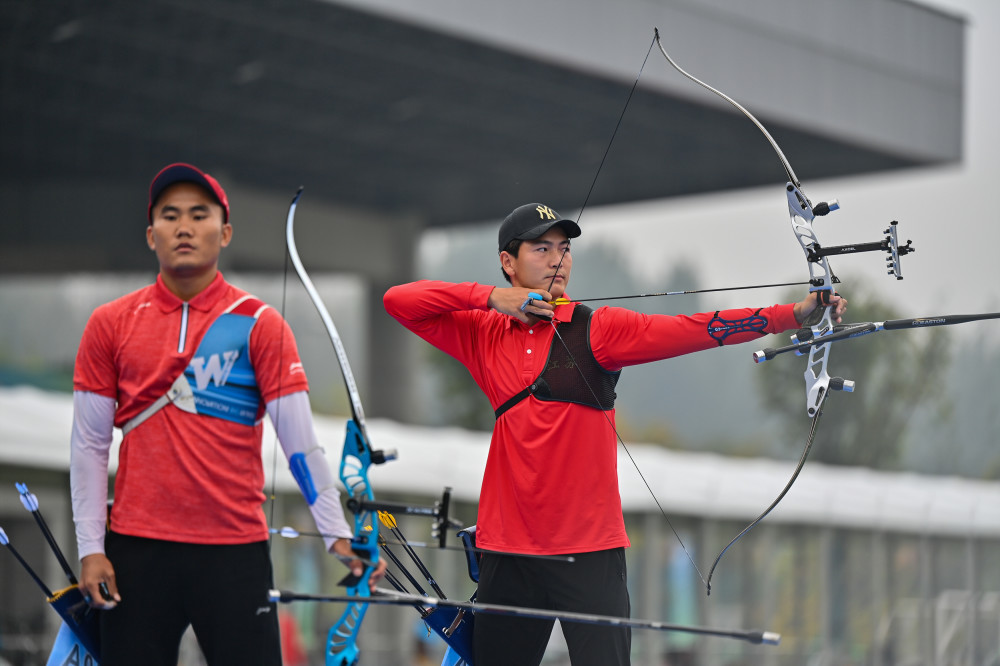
[1,539,54,597]
[376,535,429,597]
[557,280,810,305]
[378,514,447,598]
[17,485,78,585]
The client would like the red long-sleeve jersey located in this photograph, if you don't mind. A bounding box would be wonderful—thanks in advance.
[384,280,798,555]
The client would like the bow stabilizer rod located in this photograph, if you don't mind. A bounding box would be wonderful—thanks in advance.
[270,587,781,646]
[755,311,1000,363]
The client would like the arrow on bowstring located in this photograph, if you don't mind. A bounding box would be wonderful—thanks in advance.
[547,280,811,305]
[269,587,781,646]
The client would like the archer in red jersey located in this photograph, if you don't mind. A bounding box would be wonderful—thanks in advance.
[385,202,846,666]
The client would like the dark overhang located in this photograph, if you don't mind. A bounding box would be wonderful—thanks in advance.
[0,0,962,272]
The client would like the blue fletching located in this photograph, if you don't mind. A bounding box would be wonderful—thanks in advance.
[16,483,39,512]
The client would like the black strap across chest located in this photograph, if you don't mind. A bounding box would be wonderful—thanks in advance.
[494,304,621,419]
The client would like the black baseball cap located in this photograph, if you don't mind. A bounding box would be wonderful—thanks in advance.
[148,163,230,224]
[497,203,581,253]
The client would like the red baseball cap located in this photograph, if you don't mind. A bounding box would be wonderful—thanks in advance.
[147,163,230,223]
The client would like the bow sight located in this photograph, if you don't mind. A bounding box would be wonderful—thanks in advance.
[800,201,916,282]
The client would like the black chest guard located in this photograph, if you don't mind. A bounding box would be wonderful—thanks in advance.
[494,304,621,419]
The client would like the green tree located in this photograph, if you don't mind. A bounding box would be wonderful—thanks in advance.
[755,287,952,469]
[905,332,1000,479]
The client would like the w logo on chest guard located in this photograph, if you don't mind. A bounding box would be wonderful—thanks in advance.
[121,300,267,434]
[180,314,260,426]
[189,350,240,390]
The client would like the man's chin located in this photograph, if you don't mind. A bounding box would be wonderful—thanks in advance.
[164,260,215,277]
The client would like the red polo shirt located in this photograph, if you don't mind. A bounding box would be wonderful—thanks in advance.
[384,280,798,555]
[74,272,309,544]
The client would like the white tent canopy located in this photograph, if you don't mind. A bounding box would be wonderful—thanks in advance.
[2,385,998,538]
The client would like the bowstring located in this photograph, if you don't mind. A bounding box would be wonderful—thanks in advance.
[266,210,294,550]
[545,320,708,588]
[704,390,827,594]
[542,34,656,296]
[576,33,657,227]
[536,33,708,588]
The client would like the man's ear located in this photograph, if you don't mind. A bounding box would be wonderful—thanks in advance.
[220,222,233,248]
[146,225,155,250]
[499,251,515,277]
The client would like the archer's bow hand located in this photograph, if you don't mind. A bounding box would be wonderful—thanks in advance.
[488,287,555,325]
[79,552,120,609]
[794,291,848,326]
[332,538,387,592]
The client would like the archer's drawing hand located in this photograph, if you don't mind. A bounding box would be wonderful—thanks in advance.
[333,538,387,593]
[794,291,847,326]
[80,553,120,609]
[489,287,555,325]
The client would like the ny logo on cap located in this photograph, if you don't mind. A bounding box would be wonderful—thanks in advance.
[535,205,556,220]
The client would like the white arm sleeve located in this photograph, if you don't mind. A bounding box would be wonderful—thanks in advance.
[267,392,353,552]
[70,391,116,560]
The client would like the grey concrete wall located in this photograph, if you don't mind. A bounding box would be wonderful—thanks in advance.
[328,0,963,162]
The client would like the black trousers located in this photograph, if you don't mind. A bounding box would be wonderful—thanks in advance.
[100,532,281,666]
[473,547,631,666]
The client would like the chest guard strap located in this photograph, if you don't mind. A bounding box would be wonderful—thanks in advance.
[494,305,621,419]
[122,295,269,435]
